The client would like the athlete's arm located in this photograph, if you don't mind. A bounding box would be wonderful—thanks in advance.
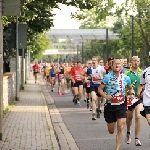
[98,84,112,100]
[127,85,135,100]
[137,84,144,99]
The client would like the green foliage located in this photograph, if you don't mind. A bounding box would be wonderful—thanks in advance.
[71,0,150,67]
[3,0,98,61]
[3,98,16,117]
[30,33,50,59]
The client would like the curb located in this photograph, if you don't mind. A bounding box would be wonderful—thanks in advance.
[40,79,79,150]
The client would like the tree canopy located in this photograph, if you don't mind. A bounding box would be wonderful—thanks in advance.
[3,0,98,61]
[70,0,150,68]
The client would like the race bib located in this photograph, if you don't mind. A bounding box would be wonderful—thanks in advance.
[92,76,101,84]
[59,74,64,79]
[75,74,82,81]
[127,98,132,107]
[127,98,138,107]
[87,82,90,87]
[111,95,124,105]
[34,68,40,73]
[51,77,55,80]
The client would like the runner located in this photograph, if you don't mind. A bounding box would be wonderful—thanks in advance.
[32,62,41,83]
[98,58,134,150]
[44,63,51,86]
[85,60,92,109]
[83,61,89,102]
[70,61,77,102]
[87,56,105,120]
[99,59,104,66]
[71,61,84,106]
[49,64,56,92]
[55,62,65,96]
[124,56,143,146]
[64,63,72,93]
[42,62,47,79]
[138,55,150,127]
[105,57,114,74]
[122,58,130,73]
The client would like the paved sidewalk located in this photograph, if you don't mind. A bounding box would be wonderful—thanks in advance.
[0,76,59,150]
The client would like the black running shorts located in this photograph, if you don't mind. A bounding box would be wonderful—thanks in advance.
[90,87,101,97]
[83,82,86,88]
[86,87,91,93]
[128,99,143,111]
[144,106,150,114]
[74,81,83,87]
[71,81,74,88]
[104,103,127,123]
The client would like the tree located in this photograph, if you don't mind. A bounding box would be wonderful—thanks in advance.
[3,0,98,61]
[71,0,150,67]
[29,33,50,59]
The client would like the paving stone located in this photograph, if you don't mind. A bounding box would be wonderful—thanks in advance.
[0,76,58,150]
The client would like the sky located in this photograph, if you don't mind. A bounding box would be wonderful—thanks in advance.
[52,1,125,29]
[52,4,80,29]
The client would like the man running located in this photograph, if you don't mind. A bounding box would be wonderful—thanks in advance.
[70,61,77,102]
[32,62,41,83]
[138,55,150,127]
[55,62,65,96]
[124,56,143,146]
[49,64,56,92]
[64,63,72,93]
[85,60,92,109]
[105,57,114,74]
[87,56,105,120]
[71,61,84,106]
[98,58,134,150]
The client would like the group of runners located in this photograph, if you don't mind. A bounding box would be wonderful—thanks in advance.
[32,55,150,150]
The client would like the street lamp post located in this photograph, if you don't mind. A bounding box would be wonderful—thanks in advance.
[82,41,84,63]
[77,45,79,60]
[131,16,135,56]
[106,28,109,62]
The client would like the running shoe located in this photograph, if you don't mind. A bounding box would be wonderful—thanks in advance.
[51,90,53,92]
[125,134,131,144]
[90,107,92,111]
[96,108,100,118]
[87,100,89,109]
[61,92,64,95]
[92,114,96,120]
[87,103,89,109]
[84,99,87,102]
[58,91,61,96]
[135,139,142,146]
[72,96,76,103]
[77,101,81,106]
[74,96,77,105]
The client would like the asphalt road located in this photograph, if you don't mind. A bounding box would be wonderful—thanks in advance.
[47,85,150,150]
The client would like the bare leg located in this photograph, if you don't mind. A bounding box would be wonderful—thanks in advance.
[135,103,143,138]
[116,118,126,150]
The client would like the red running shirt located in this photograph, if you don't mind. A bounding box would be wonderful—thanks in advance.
[72,67,83,82]
[32,64,40,73]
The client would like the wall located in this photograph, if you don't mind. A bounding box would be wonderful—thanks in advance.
[3,72,16,109]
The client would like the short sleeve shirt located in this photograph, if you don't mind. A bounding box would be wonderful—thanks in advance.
[102,72,131,102]
[124,68,142,96]
[140,67,150,97]
[90,65,105,88]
